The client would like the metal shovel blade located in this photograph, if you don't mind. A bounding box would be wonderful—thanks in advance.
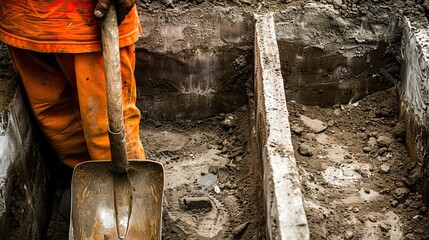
[69,160,164,240]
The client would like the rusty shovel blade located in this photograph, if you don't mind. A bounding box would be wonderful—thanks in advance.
[69,160,164,240]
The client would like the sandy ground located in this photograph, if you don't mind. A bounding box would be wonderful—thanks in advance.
[289,88,429,240]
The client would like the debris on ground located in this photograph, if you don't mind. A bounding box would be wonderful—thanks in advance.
[289,88,429,239]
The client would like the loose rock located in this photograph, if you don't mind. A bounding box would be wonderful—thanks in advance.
[393,187,410,203]
[379,223,390,232]
[391,200,399,207]
[291,125,304,135]
[345,230,354,239]
[300,115,328,133]
[392,122,406,141]
[367,137,379,151]
[379,163,391,174]
[221,114,238,128]
[298,143,313,157]
[377,135,394,148]
[405,167,423,187]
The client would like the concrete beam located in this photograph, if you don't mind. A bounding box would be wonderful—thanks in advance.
[254,13,309,240]
[399,15,429,202]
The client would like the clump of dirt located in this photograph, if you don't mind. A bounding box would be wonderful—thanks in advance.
[288,88,429,239]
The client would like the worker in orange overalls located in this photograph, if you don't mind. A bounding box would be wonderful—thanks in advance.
[0,0,146,168]
[0,0,146,218]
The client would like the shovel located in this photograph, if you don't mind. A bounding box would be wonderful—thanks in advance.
[69,6,164,240]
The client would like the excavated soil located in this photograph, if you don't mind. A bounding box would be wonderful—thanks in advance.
[46,105,266,239]
[289,88,429,239]
[141,105,265,239]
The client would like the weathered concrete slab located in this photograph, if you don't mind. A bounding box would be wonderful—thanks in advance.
[254,13,309,240]
[399,15,429,203]
[0,85,48,240]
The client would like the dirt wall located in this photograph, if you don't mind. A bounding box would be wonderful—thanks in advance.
[275,3,403,106]
[135,8,254,120]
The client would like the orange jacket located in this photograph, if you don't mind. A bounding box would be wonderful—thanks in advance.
[0,0,141,53]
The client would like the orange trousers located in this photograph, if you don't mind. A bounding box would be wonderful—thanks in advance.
[8,45,145,168]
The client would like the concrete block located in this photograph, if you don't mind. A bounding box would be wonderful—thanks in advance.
[254,13,309,240]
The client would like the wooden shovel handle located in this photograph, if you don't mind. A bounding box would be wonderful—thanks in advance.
[101,5,129,173]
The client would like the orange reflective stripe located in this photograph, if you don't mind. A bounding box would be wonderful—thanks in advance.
[0,1,141,53]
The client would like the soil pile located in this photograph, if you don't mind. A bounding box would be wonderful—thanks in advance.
[289,88,429,239]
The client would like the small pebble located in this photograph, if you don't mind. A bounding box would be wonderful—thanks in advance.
[379,163,391,174]
[298,143,313,157]
[391,200,399,207]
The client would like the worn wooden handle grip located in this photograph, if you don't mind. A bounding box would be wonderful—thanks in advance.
[101,5,129,173]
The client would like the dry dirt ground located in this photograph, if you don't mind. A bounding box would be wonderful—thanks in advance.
[46,105,266,240]
[141,106,265,239]
[289,88,429,240]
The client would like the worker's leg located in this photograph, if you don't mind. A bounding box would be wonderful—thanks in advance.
[74,44,145,160]
[7,46,91,168]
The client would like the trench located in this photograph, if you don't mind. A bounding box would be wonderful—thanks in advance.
[44,13,262,240]
[3,2,429,240]
[270,4,429,239]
